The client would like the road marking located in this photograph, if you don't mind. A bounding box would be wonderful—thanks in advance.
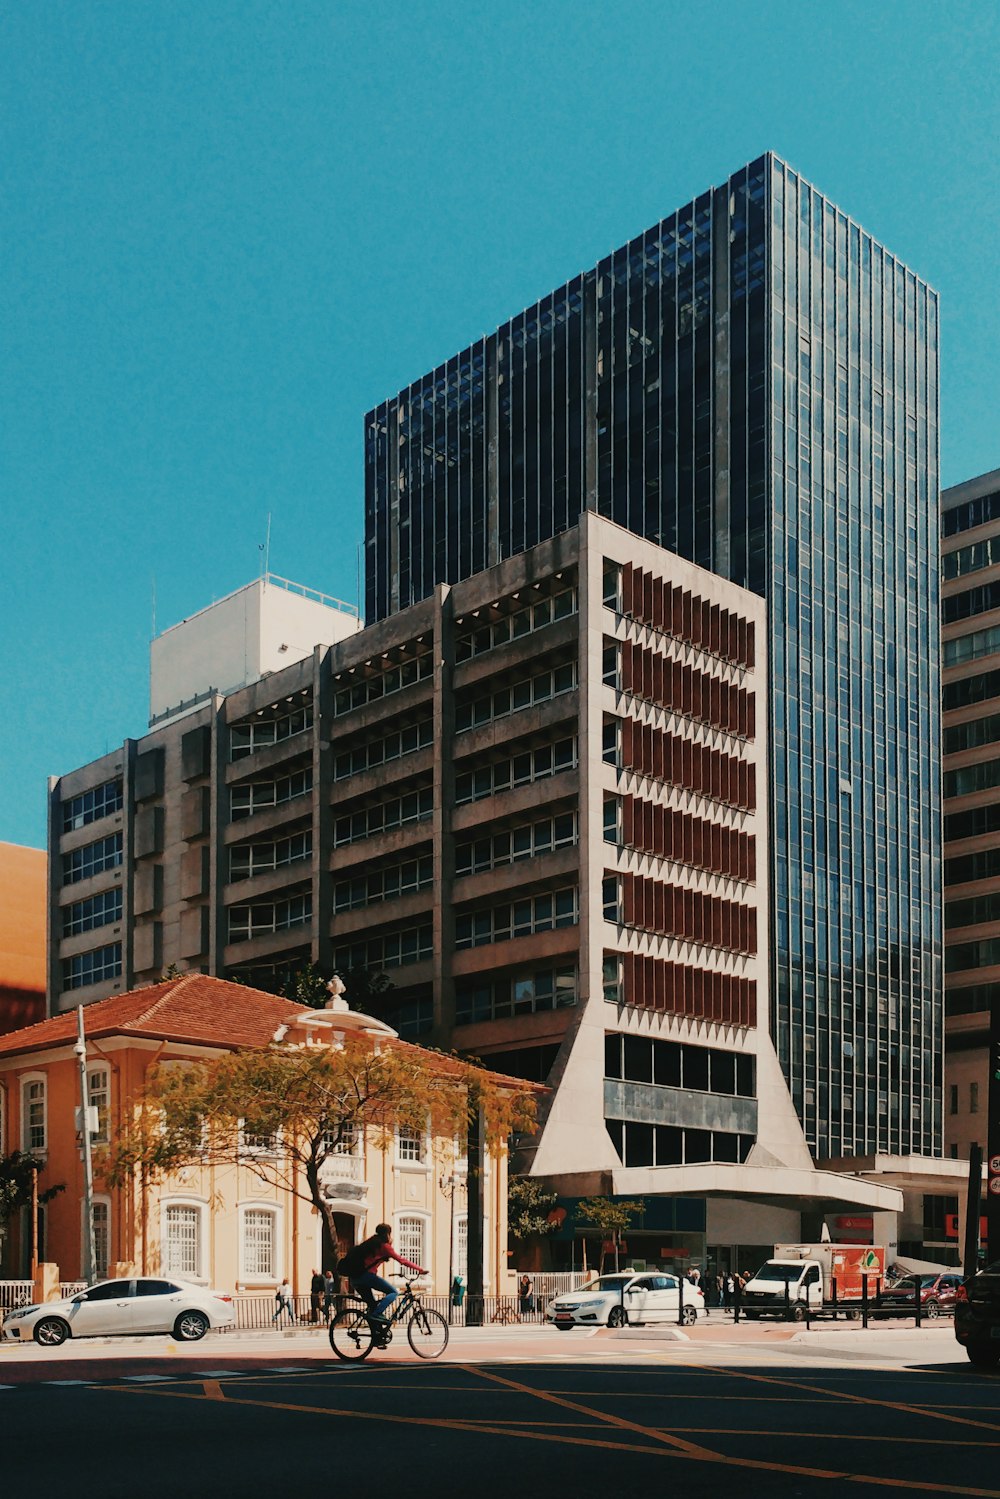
[122,1374,173,1383]
[202,1380,225,1401]
[460,1364,1000,1496]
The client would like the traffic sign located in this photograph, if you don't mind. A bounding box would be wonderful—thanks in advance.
[990,1156,1000,1175]
[989,1176,1000,1196]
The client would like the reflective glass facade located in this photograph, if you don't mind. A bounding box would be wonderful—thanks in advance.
[365,154,942,1158]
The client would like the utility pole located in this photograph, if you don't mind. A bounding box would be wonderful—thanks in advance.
[965,1144,983,1279]
[987,989,1000,1263]
[74,1006,98,1284]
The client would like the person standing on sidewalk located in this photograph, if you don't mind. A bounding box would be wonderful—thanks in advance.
[309,1268,325,1324]
[272,1278,295,1326]
[322,1269,337,1323]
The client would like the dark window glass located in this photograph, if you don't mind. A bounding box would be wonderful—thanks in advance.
[685,1128,712,1163]
[653,1040,681,1087]
[683,1048,710,1091]
[736,1055,755,1097]
[655,1125,683,1165]
[604,1033,623,1079]
[943,668,1000,712]
[623,1035,653,1083]
[136,1280,179,1297]
[944,801,1000,843]
[942,489,1000,537]
[605,1119,624,1160]
[624,1122,654,1167]
[712,1132,740,1162]
[83,1280,131,1302]
[710,1051,736,1095]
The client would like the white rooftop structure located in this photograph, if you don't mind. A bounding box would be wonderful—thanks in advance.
[150,573,361,727]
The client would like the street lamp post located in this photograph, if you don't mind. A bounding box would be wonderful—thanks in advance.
[440,1173,457,1323]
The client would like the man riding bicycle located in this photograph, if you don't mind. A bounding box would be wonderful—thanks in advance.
[338,1223,426,1323]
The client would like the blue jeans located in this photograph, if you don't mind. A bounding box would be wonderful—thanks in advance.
[352,1271,396,1320]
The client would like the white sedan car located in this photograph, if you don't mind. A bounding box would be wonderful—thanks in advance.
[2,1276,235,1347]
[546,1271,704,1329]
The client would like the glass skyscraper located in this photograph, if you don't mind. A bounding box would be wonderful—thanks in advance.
[365,153,942,1160]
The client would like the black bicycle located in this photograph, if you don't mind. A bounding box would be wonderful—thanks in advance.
[329,1279,449,1362]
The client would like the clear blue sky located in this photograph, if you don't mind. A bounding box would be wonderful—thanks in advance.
[2,0,998,851]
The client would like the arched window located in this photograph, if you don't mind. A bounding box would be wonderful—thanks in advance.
[21,1075,47,1154]
[162,1201,206,1280]
[240,1204,281,1282]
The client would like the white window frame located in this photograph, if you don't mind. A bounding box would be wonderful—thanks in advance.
[238,1202,282,1284]
[454,1213,468,1281]
[88,1196,112,1281]
[87,1064,111,1144]
[21,1073,47,1155]
[394,1211,430,1274]
[160,1198,209,1283]
[396,1124,427,1168]
[239,1121,281,1158]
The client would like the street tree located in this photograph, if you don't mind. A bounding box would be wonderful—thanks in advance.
[575,1197,644,1273]
[105,1033,536,1261]
[508,1175,559,1243]
[0,1152,64,1239]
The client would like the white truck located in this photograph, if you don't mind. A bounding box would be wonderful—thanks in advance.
[741,1243,886,1321]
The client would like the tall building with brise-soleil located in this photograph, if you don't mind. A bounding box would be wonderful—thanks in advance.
[365,152,943,1161]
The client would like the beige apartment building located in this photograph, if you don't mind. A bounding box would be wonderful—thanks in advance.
[48,513,903,1273]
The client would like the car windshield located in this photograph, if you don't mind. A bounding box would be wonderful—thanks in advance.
[580,1276,630,1292]
[751,1264,802,1284]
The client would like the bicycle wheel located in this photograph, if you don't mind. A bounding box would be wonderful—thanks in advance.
[330,1305,376,1362]
[407,1305,449,1359]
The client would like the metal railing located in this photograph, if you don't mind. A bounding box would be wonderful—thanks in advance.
[224,1292,551,1332]
[0,1281,34,1311]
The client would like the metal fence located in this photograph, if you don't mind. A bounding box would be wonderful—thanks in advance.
[226,1291,553,1332]
[0,1281,33,1311]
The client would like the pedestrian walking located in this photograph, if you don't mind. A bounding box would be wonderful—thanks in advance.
[272,1278,295,1326]
[451,1275,465,1308]
[518,1274,535,1315]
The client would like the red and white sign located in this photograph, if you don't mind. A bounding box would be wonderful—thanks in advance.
[990,1155,1000,1175]
[988,1176,1000,1196]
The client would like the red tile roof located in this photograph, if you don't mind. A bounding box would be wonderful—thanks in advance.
[0,975,307,1058]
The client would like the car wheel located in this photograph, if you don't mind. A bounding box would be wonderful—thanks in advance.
[174,1311,209,1342]
[554,1323,575,1332]
[607,1306,628,1329]
[924,1299,940,1320]
[967,1344,1000,1370]
[33,1317,70,1347]
[681,1306,697,1327]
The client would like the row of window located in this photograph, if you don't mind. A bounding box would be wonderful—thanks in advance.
[941,758,1000,801]
[455,812,577,877]
[333,787,433,846]
[603,950,756,1029]
[454,584,577,661]
[230,829,312,882]
[605,716,756,812]
[61,778,123,833]
[454,966,577,1025]
[944,623,1000,668]
[604,873,757,957]
[63,833,123,887]
[942,488,1000,537]
[943,534,1000,581]
[944,711,1000,755]
[333,652,434,715]
[455,659,577,733]
[62,887,122,938]
[945,937,1000,974]
[334,716,434,780]
[62,943,122,991]
[604,559,756,669]
[11,1068,110,1155]
[950,1082,982,1116]
[334,854,434,912]
[604,1032,754,1097]
[945,847,1000,886]
[455,737,577,805]
[455,887,578,949]
[943,667,1000,712]
[943,579,1000,625]
[605,1118,754,1168]
[231,768,313,820]
[606,638,754,740]
[230,704,313,760]
[605,793,755,884]
[333,925,433,972]
[946,983,999,1017]
[945,892,1000,931]
[228,892,312,944]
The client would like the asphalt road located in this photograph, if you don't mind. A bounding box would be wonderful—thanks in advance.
[2,1326,996,1498]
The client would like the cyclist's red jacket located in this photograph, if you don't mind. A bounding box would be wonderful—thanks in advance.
[358,1239,422,1275]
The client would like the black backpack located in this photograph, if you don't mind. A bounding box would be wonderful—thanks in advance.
[337,1234,381,1278]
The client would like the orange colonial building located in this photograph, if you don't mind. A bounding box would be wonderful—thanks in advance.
[0,842,46,1037]
[0,975,512,1295]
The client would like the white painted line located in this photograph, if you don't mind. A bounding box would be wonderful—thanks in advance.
[197,1370,242,1378]
[45,1380,90,1386]
[122,1374,173,1383]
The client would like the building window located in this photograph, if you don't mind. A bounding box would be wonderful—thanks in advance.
[241,1207,278,1280]
[240,1124,280,1156]
[333,925,433,972]
[454,737,577,806]
[333,651,434,714]
[455,887,578,950]
[163,1204,203,1279]
[62,833,123,886]
[87,1066,110,1143]
[455,659,578,733]
[228,892,312,943]
[230,703,314,760]
[396,1214,427,1268]
[333,786,434,847]
[949,1084,958,1115]
[230,767,313,820]
[397,1126,425,1165]
[62,944,122,991]
[455,967,576,1025]
[334,853,434,912]
[229,829,312,882]
[455,814,577,877]
[22,1078,46,1153]
[62,778,123,833]
[454,1215,468,1280]
[334,716,434,779]
[62,887,123,938]
[454,585,578,663]
[970,1082,979,1115]
[92,1199,110,1280]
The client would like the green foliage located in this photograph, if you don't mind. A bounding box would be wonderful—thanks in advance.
[575,1197,644,1271]
[332,965,395,1011]
[280,962,332,1010]
[0,1153,65,1228]
[508,1175,558,1242]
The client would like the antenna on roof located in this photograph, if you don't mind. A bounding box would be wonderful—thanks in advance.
[259,512,272,581]
[151,574,156,639]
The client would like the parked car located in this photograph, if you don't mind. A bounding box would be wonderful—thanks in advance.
[546,1271,704,1329]
[879,1272,964,1318]
[955,1261,1000,1368]
[1,1276,235,1346]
